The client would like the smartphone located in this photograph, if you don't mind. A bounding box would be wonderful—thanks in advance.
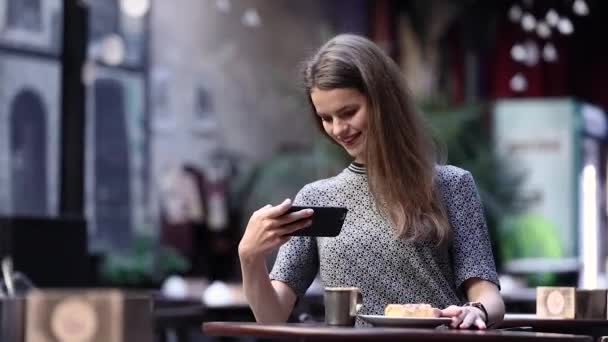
[286,206,348,237]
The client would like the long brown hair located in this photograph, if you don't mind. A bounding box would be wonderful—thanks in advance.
[303,34,450,243]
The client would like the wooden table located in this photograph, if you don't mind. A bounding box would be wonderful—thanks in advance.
[203,322,593,342]
[153,297,254,342]
[498,314,608,341]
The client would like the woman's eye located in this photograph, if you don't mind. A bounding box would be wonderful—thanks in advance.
[339,108,357,118]
[321,116,332,122]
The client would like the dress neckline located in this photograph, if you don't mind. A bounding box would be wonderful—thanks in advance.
[348,162,366,174]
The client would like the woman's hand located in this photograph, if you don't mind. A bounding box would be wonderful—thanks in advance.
[441,305,487,329]
[238,199,313,263]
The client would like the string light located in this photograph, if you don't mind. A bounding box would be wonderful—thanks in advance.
[557,17,574,35]
[523,40,539,67]
[511,44,527,62]
[545,9,559,27]
[506,0,590,91]
[542,42,558,63]
[573,0,589,16]
[510,73,528,92]
[509,5,523,22]
[521,13,537,31]
[536,21,551,39]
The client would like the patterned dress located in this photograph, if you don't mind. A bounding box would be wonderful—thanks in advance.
[269,163,499,326]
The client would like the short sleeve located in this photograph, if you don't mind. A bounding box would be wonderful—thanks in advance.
[444,170,500,290]
[269,185,319,297]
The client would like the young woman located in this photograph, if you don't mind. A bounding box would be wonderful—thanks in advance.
[238,34,504,329]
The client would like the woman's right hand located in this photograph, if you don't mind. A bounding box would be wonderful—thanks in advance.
[238,198,313,263]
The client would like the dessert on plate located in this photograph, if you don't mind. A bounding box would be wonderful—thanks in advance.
[384,303,441,318]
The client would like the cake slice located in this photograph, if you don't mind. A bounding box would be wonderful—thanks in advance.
[384,303,441,318]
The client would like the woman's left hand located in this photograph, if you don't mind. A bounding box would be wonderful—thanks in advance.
[440,305,487,329]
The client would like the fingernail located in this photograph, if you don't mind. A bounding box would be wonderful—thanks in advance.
[284,198,291,204]
[306,209,314,214]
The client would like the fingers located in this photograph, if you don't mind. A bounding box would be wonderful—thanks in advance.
[255,200,314,228]
[451,310,466,328]
[440,305,462,317]
[281,218,313,234]
[442,306,487,330]
[459,311,476,329]
[265,198,293,218]
[441,306,464,329]
[242,201,310,259]
[276,208,314,226]
[473,317,487,330]
[271,219,312,248]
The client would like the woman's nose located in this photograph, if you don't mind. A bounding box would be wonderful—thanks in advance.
[332,119,348,136]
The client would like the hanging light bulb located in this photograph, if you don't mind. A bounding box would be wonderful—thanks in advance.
[557,17,574,35]
[119,0,150,18]
[536,21,551,39]
[573,0,589,16]
[216,0,231,13]
[510,73,528,92]
[523,40,540,66]
[521,13,537,32]
[511,44,527,62]
[546,9,560,27]
[542,42,558,62]
[100,34,126,66]
[509,5,523,22]
[241,8,261,27]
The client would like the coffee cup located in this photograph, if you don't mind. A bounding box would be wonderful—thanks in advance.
[324,287,362,326]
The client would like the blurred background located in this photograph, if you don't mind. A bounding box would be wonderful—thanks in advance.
[1,0,608,340]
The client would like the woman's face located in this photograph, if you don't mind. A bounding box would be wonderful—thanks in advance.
[310,87,368,163]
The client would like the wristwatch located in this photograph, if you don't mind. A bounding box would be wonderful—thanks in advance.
[463,302,489,324]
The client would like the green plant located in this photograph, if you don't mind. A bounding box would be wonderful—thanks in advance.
[233,136,349,215]
[99,236,190,287]
[499,213,562,285]
[423,99,528,270]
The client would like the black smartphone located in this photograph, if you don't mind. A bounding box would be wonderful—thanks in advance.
[286,206,348,237]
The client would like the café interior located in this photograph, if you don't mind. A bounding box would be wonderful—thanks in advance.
[1,0,608,341]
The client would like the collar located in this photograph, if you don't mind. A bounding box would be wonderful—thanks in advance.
[348,162,366,174]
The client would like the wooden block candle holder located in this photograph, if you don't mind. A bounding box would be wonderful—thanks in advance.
[25,289,153,342]
[537,287,608,319]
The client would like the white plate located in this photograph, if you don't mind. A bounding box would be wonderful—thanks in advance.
[359,315,452,328]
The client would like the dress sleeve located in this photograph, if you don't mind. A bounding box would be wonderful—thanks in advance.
[446,171,500,289]
[269,185,319,297]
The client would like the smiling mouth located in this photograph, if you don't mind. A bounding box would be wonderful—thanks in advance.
[339,133,361,146]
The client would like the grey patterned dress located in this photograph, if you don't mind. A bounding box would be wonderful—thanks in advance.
[269,163,499,326]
